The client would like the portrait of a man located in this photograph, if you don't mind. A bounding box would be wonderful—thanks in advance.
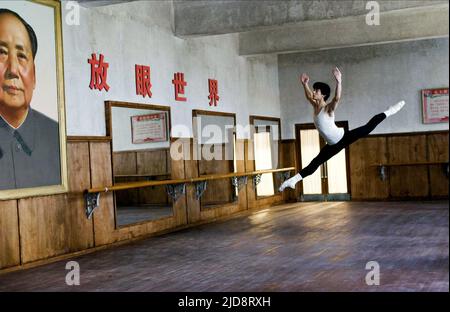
[0,7,62,192]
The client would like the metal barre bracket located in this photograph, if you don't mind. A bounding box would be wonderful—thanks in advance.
[378,165,387,181]
[276,171,291,182]
[231,176,248,191]
[166,183,186,202]
[195,180,208,200]
[252,174,262,188]
[85,192,100,219]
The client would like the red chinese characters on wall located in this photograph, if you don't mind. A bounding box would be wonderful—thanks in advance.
[88,54,221,107]
[135,65,152,98]
[208,79,219,106]
[88,53,110,91]
[172,72,187,101]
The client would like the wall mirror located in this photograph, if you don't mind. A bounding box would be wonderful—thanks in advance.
[105,101,173,227]
[250,116,281,198]
[193,110,237,210]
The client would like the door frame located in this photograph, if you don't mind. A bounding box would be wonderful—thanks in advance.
[294,121,352,199]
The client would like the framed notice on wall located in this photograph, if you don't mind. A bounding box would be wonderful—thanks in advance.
[131,112,167,144]
[422,88,449,124]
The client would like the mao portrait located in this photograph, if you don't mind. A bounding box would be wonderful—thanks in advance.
[0,1,67,199]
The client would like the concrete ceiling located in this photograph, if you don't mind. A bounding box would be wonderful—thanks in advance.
[238,3,449,56]
[77,0,449,56]
[77,0,138,8]
[173,0,449,37]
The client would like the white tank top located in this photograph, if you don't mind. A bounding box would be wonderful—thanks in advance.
[313,108,345,145]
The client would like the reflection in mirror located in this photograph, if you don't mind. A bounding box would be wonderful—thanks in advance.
[251,117,281,198]
[106,102,173,227]
[193,110,237,210]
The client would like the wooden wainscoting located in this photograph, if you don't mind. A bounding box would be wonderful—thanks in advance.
[350,131,448,200]
[428,132,449,197]
[349,136,389,199]
[388,135,429,198]
[0,200,20,269]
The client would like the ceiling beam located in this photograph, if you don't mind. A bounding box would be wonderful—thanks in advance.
[173,0,448,37]
[77,0,138,8]
[238,4,449,56]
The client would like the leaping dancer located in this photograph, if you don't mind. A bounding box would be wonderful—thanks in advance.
[279,67,405,192]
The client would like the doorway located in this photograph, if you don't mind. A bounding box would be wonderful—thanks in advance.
[295,122,351,201]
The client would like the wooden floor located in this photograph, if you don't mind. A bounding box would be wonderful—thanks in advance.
[0,201,448,291]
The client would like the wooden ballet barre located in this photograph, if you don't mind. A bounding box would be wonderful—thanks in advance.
[114,173,171,178]
[196,167,296,183]
[87,167,295,194]
[84,167,296,219]
[371,161,448,167]
[114,173,171,182]
[89,178,192,193]
[371,161,449,181]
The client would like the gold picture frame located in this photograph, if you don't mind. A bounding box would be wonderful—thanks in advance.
[0,0,67,200]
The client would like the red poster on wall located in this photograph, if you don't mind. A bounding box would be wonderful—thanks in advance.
[422,88,449,124]
[131,113,167,144]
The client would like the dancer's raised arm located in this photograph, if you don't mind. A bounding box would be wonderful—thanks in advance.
[328,67,342,112]
[300,73,316,107]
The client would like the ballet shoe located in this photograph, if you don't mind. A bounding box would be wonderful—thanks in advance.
[279,173,302,192]
[384,100,405,117]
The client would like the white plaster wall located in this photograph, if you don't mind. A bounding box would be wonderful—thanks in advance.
[61,1,280,140]
[246,55,280,119]
[279,38,449,139]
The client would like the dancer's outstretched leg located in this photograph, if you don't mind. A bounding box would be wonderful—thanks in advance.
[279,100,405,192]
[279,143,343,191]
[343,100,405,145]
